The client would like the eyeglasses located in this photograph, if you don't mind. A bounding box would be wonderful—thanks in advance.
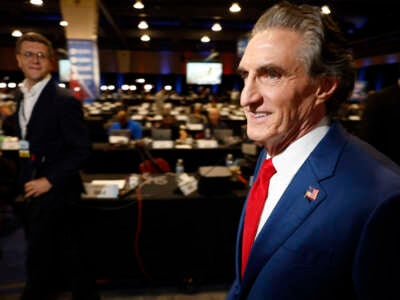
[20,51,49,60]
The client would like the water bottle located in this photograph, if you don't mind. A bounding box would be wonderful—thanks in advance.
[204,128,211,139]
[225,153,234,168]
[176,158,184,174]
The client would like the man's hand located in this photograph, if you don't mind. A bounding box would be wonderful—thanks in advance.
[24,177,52,199]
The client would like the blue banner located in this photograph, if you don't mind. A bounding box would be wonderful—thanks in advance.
[67,39,99,100]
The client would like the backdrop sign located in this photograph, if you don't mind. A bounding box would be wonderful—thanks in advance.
[67,39,99,101]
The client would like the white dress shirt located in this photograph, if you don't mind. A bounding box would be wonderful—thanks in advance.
[255,117,330,237]
[19,74,51,139]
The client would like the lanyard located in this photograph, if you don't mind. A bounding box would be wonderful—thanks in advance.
[19,97,29,139]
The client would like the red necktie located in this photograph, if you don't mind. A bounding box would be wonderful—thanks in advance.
[241,158,276,278]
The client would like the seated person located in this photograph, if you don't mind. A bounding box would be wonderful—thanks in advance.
[0,100,17,135]
[187,103,208,139]
[176,125,193,145]
[205,107,229,134]
[188,103,208,124]
[108,110,143,140]
[155,106,180,140]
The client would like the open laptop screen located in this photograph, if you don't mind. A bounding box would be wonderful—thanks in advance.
[108,129,131,144]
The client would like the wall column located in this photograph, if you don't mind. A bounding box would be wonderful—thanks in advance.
[60,0,100,100]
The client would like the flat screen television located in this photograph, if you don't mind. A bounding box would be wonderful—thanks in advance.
[186,62,223,85]
[58,59,71,82]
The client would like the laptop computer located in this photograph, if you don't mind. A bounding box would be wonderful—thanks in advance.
[151,128,172,140]
[213,128,233,144]
[108,129,131,144]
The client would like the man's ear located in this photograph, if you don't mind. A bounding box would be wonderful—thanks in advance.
[315,77,339,105]
[16,55,22,69]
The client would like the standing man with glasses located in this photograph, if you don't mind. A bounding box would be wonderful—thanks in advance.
[227,2,400,299]
[14,32,99,300]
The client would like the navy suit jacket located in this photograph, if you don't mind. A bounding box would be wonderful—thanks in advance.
[227,122,400,300]
[15,79,90,208]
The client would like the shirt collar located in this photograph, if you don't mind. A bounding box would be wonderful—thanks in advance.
[21,74,51,96]
[271,117,330,174]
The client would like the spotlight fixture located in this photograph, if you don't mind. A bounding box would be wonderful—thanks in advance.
[211,22,222,32]
[144,84,153,91]
[321,5,331,15]
[11,30,22,37]
[229,2,241,13]
[30,0,43,6]
[201,35,211,43]
[138,20,148,29]
[59,20,68,27]
[133,0,144,10]
[140,34,151,42]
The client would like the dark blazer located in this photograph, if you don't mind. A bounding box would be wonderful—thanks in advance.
[15,79,90,208]
[227,122,400,300]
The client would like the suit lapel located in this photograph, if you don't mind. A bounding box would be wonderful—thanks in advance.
[241,122,348,286]
[26,80,53,138]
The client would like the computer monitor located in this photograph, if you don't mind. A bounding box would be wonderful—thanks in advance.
[213,128,233,143]
[151,128,172,140]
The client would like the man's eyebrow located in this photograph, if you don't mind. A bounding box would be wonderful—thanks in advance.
[256,64,285,75]
[236,64,286,76]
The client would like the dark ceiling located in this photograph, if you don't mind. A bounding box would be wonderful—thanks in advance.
[0,0,399,60]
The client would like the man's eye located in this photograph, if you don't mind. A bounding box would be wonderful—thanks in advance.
[260,70,281,80]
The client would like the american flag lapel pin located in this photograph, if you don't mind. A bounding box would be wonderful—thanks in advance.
[304,186,319,201]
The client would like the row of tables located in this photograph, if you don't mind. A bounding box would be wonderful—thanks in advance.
[79,172,247,285]
[79,140,253,285]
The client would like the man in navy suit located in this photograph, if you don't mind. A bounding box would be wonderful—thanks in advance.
[228,2,400,299]
[14,32,99,300]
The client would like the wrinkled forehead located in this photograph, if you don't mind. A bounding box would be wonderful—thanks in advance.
[240,28,304,70]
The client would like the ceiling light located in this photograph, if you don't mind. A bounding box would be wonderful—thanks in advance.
[11,30,22,37]
[138,21,148,30]
[144,84,153,91]
[211,22,222,32]
[133,0,144,10]
[321,5,331,15]
[136,78,145,83]
[229,2,241,13]
[30,0,43,6]
[59,20,68,27]
[201,35,211,43]
[140,34,151,42]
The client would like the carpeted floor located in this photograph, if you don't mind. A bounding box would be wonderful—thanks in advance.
[0,205,228,300]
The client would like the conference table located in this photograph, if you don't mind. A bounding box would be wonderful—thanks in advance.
[78,172,248,288]
[84,142,245,174]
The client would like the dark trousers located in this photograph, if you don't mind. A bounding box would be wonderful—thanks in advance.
[19,190,99,300]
